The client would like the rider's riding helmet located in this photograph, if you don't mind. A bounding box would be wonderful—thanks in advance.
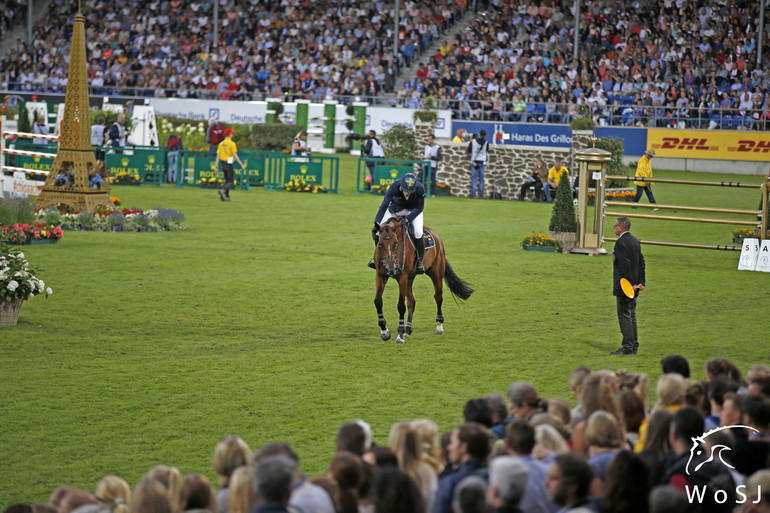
[400,173,418,194]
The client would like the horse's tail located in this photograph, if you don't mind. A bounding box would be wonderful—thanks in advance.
[444,260,474,301]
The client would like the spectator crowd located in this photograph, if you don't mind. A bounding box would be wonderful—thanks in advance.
[4,354,770,513]
[0,0,464,101]
[3,1,770,129]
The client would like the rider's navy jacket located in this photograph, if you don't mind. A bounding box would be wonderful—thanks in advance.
[374,179,425,224]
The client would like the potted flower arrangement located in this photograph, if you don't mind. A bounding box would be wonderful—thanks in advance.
[732,228,759,244]
[1,222,63,245]
[521,232,563,253]
[587,190,635,206]
[0,246,53,326]
[436,183,452,196]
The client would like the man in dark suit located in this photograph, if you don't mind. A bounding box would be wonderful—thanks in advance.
[611,216,645,355]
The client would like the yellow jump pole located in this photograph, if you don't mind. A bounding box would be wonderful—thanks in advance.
[604,236,741,251]
[606,175,763,189]
[604,201,758,216]
[604,211,757,226]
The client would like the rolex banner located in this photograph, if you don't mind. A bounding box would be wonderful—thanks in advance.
[105,148,165,183]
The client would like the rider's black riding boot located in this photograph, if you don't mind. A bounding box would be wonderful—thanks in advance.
[414,236,425,274]
[368,234,379,269]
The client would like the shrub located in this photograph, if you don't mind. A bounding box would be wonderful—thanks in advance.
[549,170,577,233]
[18,106,31,133]
[0,197,36,226]
[245,123,304,152]
[90,109,133,133]
[413,95,438,124]
[569,104,596,131]
[595,136,627,189]
[381,124,416,161]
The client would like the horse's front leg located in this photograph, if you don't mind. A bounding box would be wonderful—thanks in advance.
[395,275,408,344]
[375,273,390,341]
[404,275,416,338]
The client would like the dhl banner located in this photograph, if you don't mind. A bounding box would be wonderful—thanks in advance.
[648,129,770,161]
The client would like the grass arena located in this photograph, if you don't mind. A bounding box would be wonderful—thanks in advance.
[0,154,768,504]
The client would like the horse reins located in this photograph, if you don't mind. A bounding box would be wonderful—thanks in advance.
[379,220,408,275]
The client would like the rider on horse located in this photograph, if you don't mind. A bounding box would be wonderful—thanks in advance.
[369,172,426,274]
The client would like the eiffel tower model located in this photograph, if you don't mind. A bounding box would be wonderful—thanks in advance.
[35,11,112,211]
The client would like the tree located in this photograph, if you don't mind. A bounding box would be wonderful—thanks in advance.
[381,124,415,160]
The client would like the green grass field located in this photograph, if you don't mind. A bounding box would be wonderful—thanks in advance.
[1,155,768,505]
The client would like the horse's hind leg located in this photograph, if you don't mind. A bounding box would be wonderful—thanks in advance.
[429,269,445,334]
[375,275,390,341]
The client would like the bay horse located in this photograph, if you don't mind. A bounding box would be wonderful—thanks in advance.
[374,216,474,343]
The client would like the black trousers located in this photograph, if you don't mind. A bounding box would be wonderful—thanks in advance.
[616,294,638,351]
[520,181,542,200]
[222,163,235,196]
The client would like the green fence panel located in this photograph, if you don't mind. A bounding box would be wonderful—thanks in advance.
[357,159,433,197]
[105,147,165,186]
[175,150,249,190]
[266,155,339,193]
[241,152,268,187]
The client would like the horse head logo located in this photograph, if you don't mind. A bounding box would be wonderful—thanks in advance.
[121,157,130,167]
[685,425,759,475]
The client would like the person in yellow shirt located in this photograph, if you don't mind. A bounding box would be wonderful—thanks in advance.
[215,128,246,202]
[633,149,658,208]
[452,129,466,143]
[544,160,569,203]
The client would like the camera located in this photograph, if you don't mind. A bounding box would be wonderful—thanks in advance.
[348,133,369,141]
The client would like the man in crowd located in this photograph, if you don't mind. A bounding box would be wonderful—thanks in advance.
[504,420,558,513]
[488,456,530,513]
[468,130,488,199]
[544,160,568,203]
[544,454,595,513]
[423,133,443,196]
[215,128,246,202]
[433,423,491,513]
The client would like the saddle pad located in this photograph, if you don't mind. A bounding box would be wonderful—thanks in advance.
[424,232,436,250]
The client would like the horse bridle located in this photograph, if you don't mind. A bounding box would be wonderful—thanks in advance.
[378,219,409,276]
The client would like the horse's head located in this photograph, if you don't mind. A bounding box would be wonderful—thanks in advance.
[685,434,704,475]
[376,218,407,278]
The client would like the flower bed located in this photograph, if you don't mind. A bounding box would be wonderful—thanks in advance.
[200,177,225,189]
[521,232,562,253]
[35,206,186,232]
[284,179,326,193]
[1,223,63,245]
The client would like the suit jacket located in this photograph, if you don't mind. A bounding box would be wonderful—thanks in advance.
[613,231,645,297]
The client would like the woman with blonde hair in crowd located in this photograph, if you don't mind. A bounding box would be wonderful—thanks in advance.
[585,410,625,496]
[387,422,438,512]
[634,373,686,452]
[533,423,570,462]
[226,467,257,513]
[95,476,130,513]
[212,436,252,513]
[410,419,443,475]
[179,474,218,513]
[129,479,172,513]
[146,466,183,513]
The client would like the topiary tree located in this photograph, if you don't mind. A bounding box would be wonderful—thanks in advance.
[549,170,577,233]
[381,124,415,160]
[569,103,596,131]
